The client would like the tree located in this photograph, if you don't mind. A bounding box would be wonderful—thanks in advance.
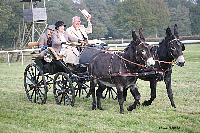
[169,4,191,35]
[113,0,170,38]
[145,0,170,37]
[189,1,200,35]
[0,3,13,34]
[0,0,21,48]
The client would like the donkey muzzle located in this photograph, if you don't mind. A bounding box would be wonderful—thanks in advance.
[176,55,185,67]
[147,57,155,67]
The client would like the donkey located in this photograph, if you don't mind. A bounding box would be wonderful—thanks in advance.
[85,30,155,113]
[131,26,185,108]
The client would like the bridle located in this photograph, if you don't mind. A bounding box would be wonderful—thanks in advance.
[155,38,180,65]
[119,41,151,68]
[167,38,182,59]
[135,41,152,66]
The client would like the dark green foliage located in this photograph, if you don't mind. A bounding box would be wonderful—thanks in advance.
[0,0,200,48]
[189,2,200,35]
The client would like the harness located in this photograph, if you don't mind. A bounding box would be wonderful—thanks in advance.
[89,50,148,79]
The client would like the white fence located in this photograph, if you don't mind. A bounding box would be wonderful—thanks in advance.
[0,48,40,66]
[0,40,200,66]
[108,40,200,51]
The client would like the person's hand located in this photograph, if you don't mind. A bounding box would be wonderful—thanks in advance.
[87,15,91,22]
[78,39,85,46]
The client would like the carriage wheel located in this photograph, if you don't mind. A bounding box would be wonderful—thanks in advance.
[73,80,90,98]
[53,72,75,106]
[24,63,48,104]
[102,87,117,100]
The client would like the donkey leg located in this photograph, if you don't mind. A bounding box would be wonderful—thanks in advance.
[164,72,176,108]
[90,80,97,110]
[123,88,128,101]
[116,85,125,114]
[127,85,141,111]
[96,84,106,110]
[142,79,157,106]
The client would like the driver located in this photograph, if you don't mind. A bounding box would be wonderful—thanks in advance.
[66,16,92,45]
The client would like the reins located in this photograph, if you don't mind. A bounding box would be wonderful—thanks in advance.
[115,53,146,68]
[154,60,175,64]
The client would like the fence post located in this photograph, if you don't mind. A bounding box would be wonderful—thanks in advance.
[115,44,118,51]
[7,52,10,66]
[21,51,24,65]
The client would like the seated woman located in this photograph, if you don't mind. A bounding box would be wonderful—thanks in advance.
[51,21,82,65]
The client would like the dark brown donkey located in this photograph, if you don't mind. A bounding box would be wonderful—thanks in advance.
[84,30,155,113]
[128,26,185,108]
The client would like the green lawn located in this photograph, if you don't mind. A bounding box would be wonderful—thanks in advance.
[0,44,200,133]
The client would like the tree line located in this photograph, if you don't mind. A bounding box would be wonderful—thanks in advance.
[0,0,200,48]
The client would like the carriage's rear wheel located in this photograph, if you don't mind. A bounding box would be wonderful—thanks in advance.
[102,87,117,100]
[24,63,48,104]
[53,72,75,106]
[73,80,90,98]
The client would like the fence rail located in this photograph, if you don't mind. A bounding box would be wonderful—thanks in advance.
[0,40,200,66]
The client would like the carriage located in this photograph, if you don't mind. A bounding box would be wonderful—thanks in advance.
[24,45,93,106]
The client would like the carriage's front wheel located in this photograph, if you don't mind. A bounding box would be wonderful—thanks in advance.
[24,63,48,104]
[53,72,75,106]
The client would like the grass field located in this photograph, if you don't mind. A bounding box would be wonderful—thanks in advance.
[0,44,200,133]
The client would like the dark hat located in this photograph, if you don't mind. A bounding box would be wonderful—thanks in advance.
[47,25,55,31]
[55,21,66,29]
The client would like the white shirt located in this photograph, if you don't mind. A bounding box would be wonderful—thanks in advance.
[66,21,92,40]
[59,32,67,42]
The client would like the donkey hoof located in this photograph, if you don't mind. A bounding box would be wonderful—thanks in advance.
[172,104,176,108]
[127,105,134,111]
[92,104,96,110]
[120,110,124,114]
[92,106,96,110]
[142,100,151,106]
[97,106,103,110]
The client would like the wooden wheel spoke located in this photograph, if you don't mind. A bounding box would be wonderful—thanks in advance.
[53,72,75,106]
[24,63,47,104]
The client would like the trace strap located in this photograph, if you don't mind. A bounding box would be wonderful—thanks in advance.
[115,53,146,68]
[155,60,175,64]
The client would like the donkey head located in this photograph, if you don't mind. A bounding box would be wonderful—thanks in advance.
[167,36,185,66]
[160,26,185,66]
[129,30,155,67]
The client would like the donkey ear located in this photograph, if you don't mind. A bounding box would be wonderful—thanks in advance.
[132,30,137,41]
[166,27,172,37]
[139,28,145,42]
[174,24,179,39]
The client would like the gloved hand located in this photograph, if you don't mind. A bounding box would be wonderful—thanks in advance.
[40,45,48,51]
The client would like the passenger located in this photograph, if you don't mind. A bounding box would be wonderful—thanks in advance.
[66,15,92,45]
[38,25,55,51]
[38,25,55,58]
[51,20,82,65]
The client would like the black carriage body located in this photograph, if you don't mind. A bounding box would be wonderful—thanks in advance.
[34,58,70,75]
[24,52,92,106]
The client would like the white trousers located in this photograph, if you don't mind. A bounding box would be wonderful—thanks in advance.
[60,46,80,65]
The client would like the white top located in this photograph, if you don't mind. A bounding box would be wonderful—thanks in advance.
[66,22,92,40]
[59,32,67,42]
